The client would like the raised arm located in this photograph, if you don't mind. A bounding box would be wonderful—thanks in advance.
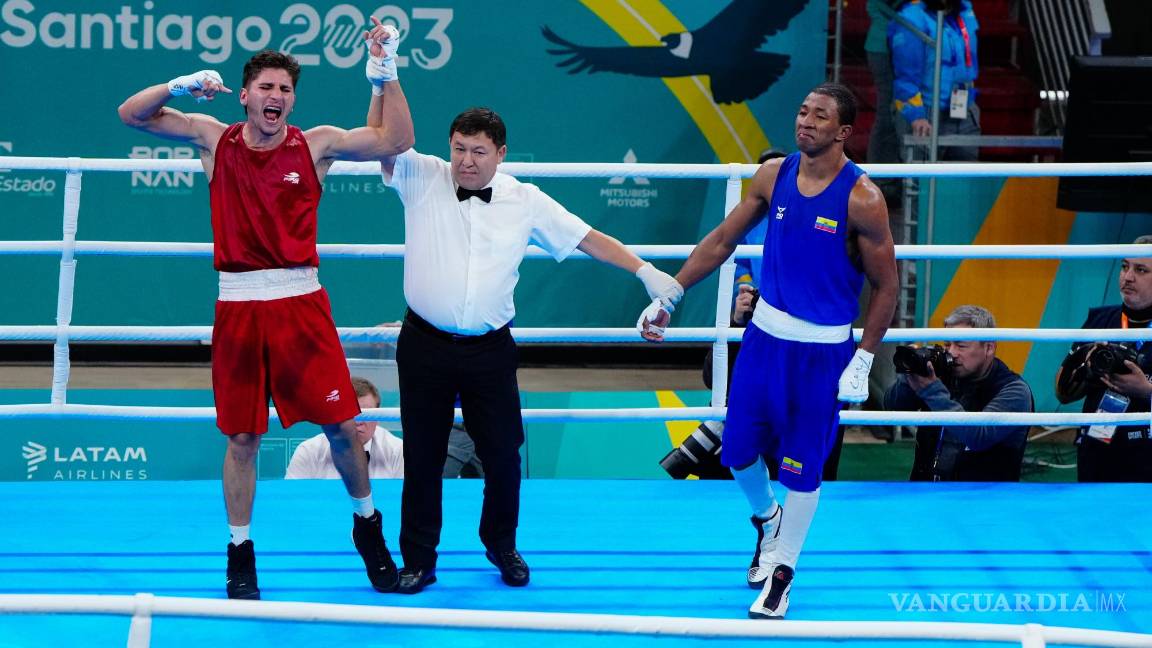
[117,70,230,151]
[307,19,414,172]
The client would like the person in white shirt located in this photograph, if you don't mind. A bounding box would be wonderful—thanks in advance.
[286,376,404,479]
[366,97,682,593]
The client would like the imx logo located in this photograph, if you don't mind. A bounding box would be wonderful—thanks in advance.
[129,145,195,194]
[21,441,46,480]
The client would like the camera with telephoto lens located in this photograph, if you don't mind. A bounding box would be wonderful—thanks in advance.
[893,344,955,379]
[659,420,731,479]
[1084,343,1140,380]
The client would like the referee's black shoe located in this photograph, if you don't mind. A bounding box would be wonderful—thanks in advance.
[226,540,261,600]
[352,510,400,592]
[486,548,530,587]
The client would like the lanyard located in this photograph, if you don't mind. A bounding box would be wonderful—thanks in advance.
[955,16,973,69]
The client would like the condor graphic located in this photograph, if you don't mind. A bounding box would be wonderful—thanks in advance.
[543,0,808,104]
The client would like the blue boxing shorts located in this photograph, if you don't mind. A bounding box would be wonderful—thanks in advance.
[721,321,853,492]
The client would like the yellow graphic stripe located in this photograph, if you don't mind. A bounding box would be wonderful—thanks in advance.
[579,0,770,162]
[930,178,1077,368]
[657,390,700,481]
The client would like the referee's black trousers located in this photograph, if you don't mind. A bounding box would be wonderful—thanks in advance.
[396,312,524,569]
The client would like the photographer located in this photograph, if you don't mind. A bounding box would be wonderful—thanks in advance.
[1055,237,1152,482]
[884,305,1033,481]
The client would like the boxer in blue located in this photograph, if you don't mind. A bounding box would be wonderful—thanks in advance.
[637,83,898,619]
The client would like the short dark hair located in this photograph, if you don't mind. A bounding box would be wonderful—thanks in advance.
[242,50,301,89]
[810,83,858,127]
[449,107,507,149]
[350,376,381,408]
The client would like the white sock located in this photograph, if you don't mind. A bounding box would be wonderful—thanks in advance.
[229,524,250,546]
[352,494,374,518]
[776,487,820,569]
[730,456,778,519]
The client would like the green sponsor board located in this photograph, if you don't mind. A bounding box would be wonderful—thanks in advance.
[0,0,825,328]
[0,388,710,481]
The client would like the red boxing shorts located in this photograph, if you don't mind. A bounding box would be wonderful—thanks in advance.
[212,288,359,435]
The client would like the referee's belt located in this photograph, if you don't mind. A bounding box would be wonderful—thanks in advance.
[404,309,510,344]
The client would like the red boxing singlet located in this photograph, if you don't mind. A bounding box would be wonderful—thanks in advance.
[210,123,322,272]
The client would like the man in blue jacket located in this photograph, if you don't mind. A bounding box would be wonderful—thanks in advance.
[889,0,981,161]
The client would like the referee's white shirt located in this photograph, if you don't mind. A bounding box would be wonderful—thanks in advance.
[383,149,592,335]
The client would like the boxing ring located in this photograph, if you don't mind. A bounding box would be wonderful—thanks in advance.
[0,157,1150,646]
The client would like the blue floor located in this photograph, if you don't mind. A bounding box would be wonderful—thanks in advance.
[0,480,1148,646]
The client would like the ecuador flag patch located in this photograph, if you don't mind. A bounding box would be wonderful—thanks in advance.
[782,457,803,475]
[814,216,838,233]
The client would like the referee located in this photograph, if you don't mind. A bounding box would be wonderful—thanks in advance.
[369,99,682,593]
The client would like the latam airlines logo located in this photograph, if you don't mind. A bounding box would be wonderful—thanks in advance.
[22,440,149,481]
[21,441,46,480]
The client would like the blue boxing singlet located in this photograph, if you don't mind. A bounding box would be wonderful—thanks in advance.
[758,152,866,326]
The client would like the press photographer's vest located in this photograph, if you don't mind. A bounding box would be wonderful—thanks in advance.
[911,358,1031,481]
[1077,305,1152,443]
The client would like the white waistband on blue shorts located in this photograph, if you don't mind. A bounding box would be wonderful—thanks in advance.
[218,267,321,302]
[750,300,852,344]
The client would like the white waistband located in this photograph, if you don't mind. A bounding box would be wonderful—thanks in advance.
[750,301,851,344]
[218,267,321,302]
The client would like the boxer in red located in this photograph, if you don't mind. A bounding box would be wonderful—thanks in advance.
[117,19,413,599]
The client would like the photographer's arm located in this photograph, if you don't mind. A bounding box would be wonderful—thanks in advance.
[917,379,1034,452]
[882,375,924,411]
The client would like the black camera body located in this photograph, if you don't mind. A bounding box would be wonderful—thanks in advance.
[1084,342,1141,380]
[893,344,956,379]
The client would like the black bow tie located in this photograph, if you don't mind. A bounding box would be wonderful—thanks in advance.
[456,186,492,203]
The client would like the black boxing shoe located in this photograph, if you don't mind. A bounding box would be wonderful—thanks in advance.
[352,510,400,593]
[485,549,530,587]
[226,540,261,600]
[396,566,437,594]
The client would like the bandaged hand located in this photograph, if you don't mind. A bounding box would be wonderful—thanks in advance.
[837,348,874,403]
[167,70,229,103]
[636,299,672,342]
[636,262,683,310]
[364,19,400,93]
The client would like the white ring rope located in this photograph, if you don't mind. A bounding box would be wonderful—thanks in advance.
[4,156,1152,178]
[0,594,1146,647]
[1,241,1151,260]
[0,405,1144,427]
[0,326,1148,344]
[0,156,1147,425]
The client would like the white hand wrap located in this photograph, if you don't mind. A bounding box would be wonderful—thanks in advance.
[167,70,223,103]
[636,262,684,311]
[366,25,400,94]
[636,299,671,338]
[837,348,874,403]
